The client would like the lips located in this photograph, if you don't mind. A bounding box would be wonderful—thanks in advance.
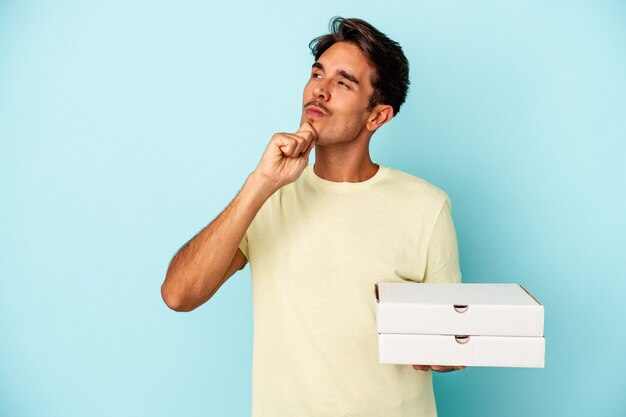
[305,104,329,118]
[306,108,325,117]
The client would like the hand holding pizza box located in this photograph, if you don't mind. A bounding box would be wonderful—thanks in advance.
[375,283,545,368]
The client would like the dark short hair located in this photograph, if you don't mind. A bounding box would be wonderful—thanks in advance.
[309,17,410,116]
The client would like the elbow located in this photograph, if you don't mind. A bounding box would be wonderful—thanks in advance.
[161,279,193,312]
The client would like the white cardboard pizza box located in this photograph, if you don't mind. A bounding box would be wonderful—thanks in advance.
[375,282,545,368]
[378,333,545,368]
[375,283,544,336]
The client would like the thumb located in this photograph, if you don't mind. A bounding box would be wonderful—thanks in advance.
[298,121,317,136]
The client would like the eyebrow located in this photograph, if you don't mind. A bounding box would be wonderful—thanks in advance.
[312,62,360,85]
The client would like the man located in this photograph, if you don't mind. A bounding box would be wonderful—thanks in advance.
[161,17,464,417]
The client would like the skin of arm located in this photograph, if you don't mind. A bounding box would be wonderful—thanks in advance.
[161,122,317,312]
[161,173,276,312]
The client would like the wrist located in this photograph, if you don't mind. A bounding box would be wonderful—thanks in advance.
[245,171,279,201]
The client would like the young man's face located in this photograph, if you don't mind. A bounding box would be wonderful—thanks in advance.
[301,41,377,145]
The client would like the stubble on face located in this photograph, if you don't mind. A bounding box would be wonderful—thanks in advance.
[300,42,375,146]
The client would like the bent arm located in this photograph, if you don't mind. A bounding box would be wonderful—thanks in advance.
[161,172,277,312]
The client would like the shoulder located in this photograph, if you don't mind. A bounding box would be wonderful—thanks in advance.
[382,166,450,207]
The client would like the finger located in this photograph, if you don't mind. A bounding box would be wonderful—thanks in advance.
[434,366,464,373]
[298,120,315,133]
[302,140,315,159]
[284,133,309,156]
[292,129,314,142]
[291,131,314,154]
[298,121,318,140]
[278,137,298,157]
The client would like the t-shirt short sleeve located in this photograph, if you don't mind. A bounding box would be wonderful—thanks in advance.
[239,230,249,261]
[423,198,462,283]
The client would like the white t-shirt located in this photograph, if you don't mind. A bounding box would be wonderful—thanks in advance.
[239,163,462,417]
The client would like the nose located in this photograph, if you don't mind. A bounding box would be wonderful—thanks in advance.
[313,80,329,101]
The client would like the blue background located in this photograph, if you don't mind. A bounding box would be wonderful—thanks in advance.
[1,1,625,416]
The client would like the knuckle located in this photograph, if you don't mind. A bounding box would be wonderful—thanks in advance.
[272,132,286,141]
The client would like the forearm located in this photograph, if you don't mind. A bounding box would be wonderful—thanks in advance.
[161,172,277,311]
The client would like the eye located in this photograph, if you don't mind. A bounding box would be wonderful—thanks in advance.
[338,80,351,89]
[312,72,322,79]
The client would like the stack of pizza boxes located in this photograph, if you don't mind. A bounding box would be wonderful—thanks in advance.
[375,283,545,368]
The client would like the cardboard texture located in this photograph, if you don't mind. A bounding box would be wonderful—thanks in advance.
[375,282,545,368]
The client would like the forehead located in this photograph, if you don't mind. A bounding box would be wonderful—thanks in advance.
[316,41,375,88]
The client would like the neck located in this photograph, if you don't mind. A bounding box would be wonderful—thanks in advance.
[313,138,379,183]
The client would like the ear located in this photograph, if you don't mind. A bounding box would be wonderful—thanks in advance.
[366,104,394,132]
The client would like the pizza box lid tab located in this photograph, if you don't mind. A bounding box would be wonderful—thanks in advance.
[375,282,544,337]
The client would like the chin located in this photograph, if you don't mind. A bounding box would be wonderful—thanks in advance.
[305,116,321,126]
